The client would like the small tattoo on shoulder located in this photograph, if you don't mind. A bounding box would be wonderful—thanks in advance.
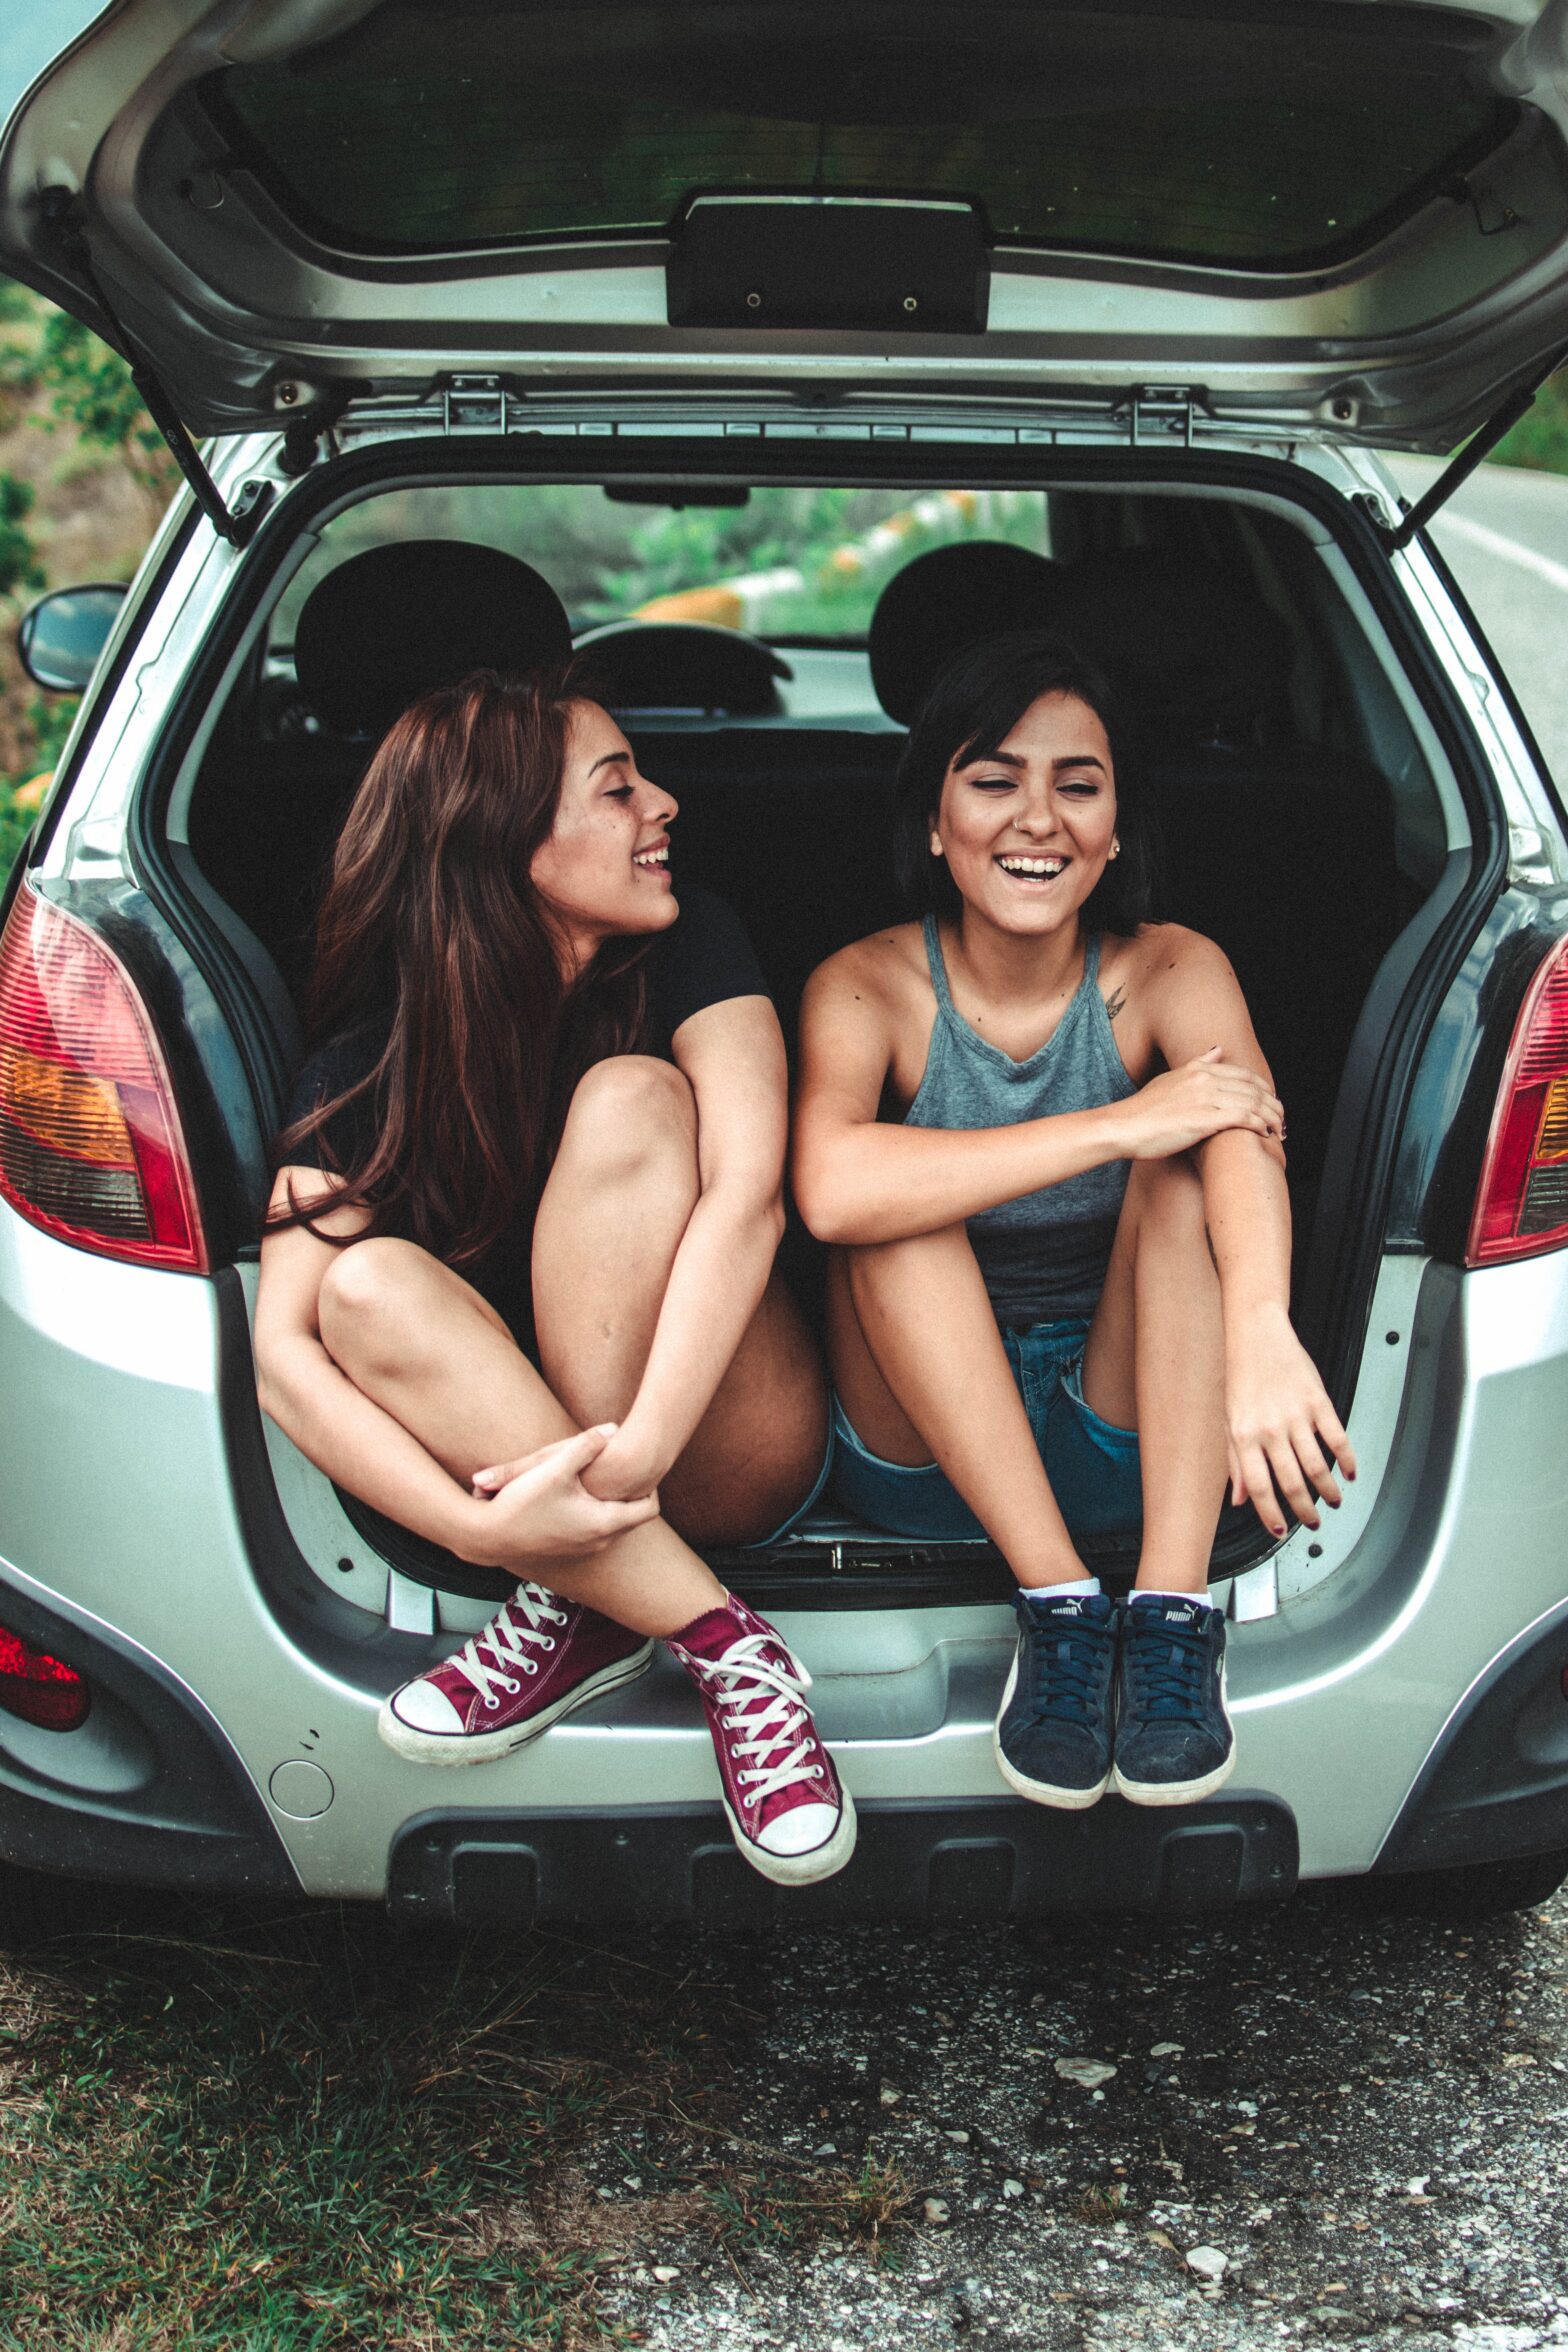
[1105,985,1127,1021]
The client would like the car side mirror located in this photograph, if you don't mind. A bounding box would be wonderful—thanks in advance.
[17,584,127,692]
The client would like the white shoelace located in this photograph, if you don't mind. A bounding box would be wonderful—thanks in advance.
[450,1583,568,1713]
[687,1632,825,1811]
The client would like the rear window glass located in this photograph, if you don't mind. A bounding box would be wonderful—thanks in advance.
[271,483,1050,649]
[206,1,1516,270]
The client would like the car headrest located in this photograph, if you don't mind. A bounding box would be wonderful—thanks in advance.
[573,619,793,717]
[1062,549,1293,749]
[868,542,1066,725]
[292,541,573,738]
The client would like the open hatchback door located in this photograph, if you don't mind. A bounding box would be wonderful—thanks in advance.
[5,0,1568,452]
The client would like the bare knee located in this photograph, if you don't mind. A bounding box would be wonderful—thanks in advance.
[317,1236,437,1376]
[556,1055,698,1189]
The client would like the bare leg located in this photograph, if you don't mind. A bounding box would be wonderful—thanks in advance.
[1078,1152,1228,1594]
[532,1056,828,1546]
[828,1232,1085,1588]
[317,1237,725,1639]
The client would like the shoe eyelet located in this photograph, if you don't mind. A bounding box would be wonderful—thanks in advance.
[484,1697,500,1712]
[523,1660,538,1676]
[540,1637,557,1651]
[502,1678,520,1695]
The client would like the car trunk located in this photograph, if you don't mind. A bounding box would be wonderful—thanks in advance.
[136,422,1497,1627]
[0,0,1526,1633]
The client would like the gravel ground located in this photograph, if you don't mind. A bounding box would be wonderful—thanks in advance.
[597,1883,1568,2351]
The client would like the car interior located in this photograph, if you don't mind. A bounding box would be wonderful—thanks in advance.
[176,476,1456,1586]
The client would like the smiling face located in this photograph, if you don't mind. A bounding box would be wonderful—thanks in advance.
[528,699,679,968]
[932,690,1117,941]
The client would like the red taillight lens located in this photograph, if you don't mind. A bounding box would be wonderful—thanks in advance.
[0,884,206,1270]
[1469,935,1568,1265]
[0,1625,89,1732]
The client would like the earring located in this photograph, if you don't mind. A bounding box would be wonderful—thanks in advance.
[1109,837,1121,860]
[929,831,944,858]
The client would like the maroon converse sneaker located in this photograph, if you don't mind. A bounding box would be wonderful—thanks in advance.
[377,1583,652,1764]
[667,1594,857,1887]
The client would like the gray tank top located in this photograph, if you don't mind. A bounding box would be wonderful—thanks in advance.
[905,916,1137,1328]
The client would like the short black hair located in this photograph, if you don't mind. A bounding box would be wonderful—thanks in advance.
[891,631,1157,937]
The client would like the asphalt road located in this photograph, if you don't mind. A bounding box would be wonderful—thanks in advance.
[1385,455,1568,785]
[601,1885,1568,2351]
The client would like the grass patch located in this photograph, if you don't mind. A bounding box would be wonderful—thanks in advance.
[705,2156,908,2265]
[0,1875,897,2350]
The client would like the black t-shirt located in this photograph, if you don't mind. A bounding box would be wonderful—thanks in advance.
[275,884,767,1344]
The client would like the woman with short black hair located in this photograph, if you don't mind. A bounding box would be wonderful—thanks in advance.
[793,631,1353,1812]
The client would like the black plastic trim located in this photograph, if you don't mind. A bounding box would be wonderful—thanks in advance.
[1415,523,1568,836]
[388,1792,1298,1925]
[340,1480,1270,1611]
[1375,1601,1568,1876]
[0,1574,296,1893]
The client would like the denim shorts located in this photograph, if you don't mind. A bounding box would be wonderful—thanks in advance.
[830,1317,1143,1543]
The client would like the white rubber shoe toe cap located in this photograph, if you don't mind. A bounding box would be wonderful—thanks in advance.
[756,1801,841,1857]
[389,1680,466,1736]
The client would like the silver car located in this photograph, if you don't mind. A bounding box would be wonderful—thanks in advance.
[1,0,1566,1925]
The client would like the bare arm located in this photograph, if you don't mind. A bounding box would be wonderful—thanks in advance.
[1149,929,1357,1532]
[791,949,1285,1247]
[254,1172,651,1566]
[583,995,789,1501]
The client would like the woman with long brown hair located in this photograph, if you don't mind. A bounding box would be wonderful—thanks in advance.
[253,664,854,1887]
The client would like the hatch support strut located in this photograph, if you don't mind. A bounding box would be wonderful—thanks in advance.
[1384,346,1568,553]
[41,193,271,550]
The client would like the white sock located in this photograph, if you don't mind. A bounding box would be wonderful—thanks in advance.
[1133,1586,1212,1607]
[1020,1576,1101,1600]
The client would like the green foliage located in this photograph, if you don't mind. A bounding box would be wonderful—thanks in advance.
[584,485,1047,634]
[1490,373,1568,474]
[0,472,42,601]
[25,689,80,773]
[0,786,33,884]
[38,309,167,492]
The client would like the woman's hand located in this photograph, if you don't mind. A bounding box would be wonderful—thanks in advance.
[1225,1304,1357,1538]
[468,1424,658,1565]
[1111,1047,1284,1161]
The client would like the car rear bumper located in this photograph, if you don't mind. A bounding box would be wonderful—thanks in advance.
[1,1200,1566,1910]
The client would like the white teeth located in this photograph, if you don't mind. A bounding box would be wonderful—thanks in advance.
[998,856,1066,877]
[633,849,669,868]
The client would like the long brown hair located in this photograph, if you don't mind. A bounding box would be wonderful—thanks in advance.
[269,663,650,1260]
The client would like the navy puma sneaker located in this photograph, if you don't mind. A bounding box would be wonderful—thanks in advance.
[1113,1593,1236,1805]
[993,1588,1119,1809]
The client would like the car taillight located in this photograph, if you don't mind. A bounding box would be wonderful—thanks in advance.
[0,883,206,1271]
[0,1624,89,1731]
[1469,933,1568,1265]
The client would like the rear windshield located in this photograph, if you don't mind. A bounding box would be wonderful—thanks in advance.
[205,0,1516,270]
[271,484,1051,649]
